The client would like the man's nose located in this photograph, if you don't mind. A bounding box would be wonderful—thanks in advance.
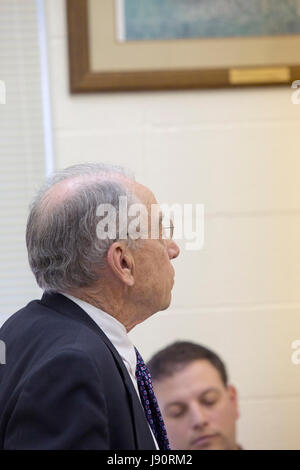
[190,403,208,429]
[167,240,180,260]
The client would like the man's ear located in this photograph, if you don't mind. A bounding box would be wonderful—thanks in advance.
[228,384,239,420]
[106,242,135,286]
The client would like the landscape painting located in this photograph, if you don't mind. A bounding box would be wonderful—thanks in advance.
[116,0,300,41]
[67,0,300,91]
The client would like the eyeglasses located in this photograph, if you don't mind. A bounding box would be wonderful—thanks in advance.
[161,219,174,240]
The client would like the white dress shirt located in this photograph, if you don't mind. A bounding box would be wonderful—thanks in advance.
[62,293,159,449]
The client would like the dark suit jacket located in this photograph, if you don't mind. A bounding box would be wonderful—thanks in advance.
[0,292,156,450]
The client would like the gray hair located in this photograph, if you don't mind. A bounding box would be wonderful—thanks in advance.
[26,163,140,292]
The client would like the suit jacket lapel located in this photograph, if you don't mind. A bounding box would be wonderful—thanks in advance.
[40,292,156,450]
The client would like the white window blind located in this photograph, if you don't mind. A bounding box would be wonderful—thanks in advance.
[0,0,49,324]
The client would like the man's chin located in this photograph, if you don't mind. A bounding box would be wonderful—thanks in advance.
[160,294,172,311]
[189,434,225,450]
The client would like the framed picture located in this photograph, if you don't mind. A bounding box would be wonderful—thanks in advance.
[67,0,300,92]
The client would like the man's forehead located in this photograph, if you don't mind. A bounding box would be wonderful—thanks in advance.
[129,180,157,206]
[155,360,225,396]
[129,181,165,226]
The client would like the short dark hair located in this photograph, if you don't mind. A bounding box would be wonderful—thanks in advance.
[147,341,228,386]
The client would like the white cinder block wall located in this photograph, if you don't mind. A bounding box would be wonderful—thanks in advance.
[45,0,300,449]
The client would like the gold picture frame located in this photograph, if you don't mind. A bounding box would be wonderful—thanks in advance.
[67,0,300,92]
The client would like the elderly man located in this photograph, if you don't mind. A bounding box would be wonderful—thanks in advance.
[147,341,241,450]
[0,163,179,449]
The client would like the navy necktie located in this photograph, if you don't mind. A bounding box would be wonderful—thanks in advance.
[135,347,170,450]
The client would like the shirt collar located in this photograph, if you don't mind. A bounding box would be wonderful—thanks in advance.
[62,293,137,376]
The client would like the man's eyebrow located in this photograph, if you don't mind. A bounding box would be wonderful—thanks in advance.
[200,387,220,396]
[159,211,174,226]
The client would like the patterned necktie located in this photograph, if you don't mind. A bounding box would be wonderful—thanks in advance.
[135,347,170,450]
